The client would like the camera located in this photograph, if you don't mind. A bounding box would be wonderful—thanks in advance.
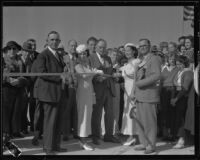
[4,140,22,157]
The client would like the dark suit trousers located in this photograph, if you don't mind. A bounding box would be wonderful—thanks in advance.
[92,89,114,138]
[29,89,37,131]
[136,102,157,148]
[42,101,63,151]
[21,90,29,132]
[33,99,44,138]
[62,87,78,136]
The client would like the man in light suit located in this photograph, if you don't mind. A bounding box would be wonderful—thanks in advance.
[89,39,120,145]
[134,39,161,154]
[33,31,68,155]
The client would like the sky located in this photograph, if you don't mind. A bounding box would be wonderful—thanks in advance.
[3,6,194,52]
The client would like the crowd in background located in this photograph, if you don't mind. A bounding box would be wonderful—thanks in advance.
[2,32,196,154]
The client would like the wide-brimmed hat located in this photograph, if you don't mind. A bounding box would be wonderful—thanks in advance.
[3,41,22,52]
[22,41,33,52]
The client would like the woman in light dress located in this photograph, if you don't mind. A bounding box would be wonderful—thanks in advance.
[75,44,102,151]
[120,43,141,146]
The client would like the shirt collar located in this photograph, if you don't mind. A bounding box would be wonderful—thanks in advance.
[48,46,56,56]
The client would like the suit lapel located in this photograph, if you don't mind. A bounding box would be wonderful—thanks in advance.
[46,48,64,67]
[93,52,103,67]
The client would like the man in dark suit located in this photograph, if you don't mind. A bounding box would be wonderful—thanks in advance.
[89,39,120,145]
[26,39,39,132]
[134,39,161,154]
[33,31,68,155]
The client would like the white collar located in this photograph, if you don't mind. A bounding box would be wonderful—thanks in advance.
[48,46,56,56]
[96,52,104,63]
[96,52,102,59]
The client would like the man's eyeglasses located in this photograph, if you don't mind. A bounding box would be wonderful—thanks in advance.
[139,45,149,48]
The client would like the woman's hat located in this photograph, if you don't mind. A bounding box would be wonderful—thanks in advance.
[3,41,22,52]
[76,44,87,54]
[124,43,136,48]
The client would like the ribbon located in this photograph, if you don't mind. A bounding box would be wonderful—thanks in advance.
[3,72,113,77]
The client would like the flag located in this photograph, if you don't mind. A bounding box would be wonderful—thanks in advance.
[183,6,194,28]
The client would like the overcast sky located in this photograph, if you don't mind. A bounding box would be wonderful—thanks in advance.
[3,6,193,52]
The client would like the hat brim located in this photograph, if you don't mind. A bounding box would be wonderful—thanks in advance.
[2,44,22,52]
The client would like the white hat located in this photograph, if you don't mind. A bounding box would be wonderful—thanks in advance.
[124,43,136,48]
[76,44,87,54]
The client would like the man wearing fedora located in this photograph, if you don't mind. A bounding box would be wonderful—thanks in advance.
[18,41,35,135]
[134,39,161,154]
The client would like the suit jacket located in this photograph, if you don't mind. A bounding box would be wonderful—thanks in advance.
[89,52,116,98]
[33,48,64,103]
[135,53,161,103]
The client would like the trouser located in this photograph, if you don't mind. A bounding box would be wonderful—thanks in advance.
[33,100,44,139]
[91,89,114,138]
[21,90,29,132]
[136,102,157,148]
[42,101,63,151]
[62,87,78,136]
[29,94,37,131]
[113,83,120,135]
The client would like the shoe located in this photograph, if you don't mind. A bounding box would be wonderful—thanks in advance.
[13,132,25,138]
[45,150,56,155]
[104,135,121,143]
[173,143,185,149]
[123,138,136,146]
[144,148,156,154]
[38,135,43,140]
[173,137,185,149]
[134,144,146,151]
[22,130,29,135]
[63,136,69,141]
[80,143,94,151]
[92,137,101,145]
[73,135,79,139]
[32,138,39,146]
[53,147,67,152]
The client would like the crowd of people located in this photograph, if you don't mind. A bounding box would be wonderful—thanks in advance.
[2,31,195,155]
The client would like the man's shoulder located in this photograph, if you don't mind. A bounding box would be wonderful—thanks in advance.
[149,54,161,64]
[38,48,50,57]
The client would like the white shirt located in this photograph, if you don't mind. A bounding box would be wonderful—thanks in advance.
[96,52,104,65]
[48,46,57,57]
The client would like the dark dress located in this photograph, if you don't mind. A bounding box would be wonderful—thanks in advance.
[184,83,194,135]
[3,56,28,135]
